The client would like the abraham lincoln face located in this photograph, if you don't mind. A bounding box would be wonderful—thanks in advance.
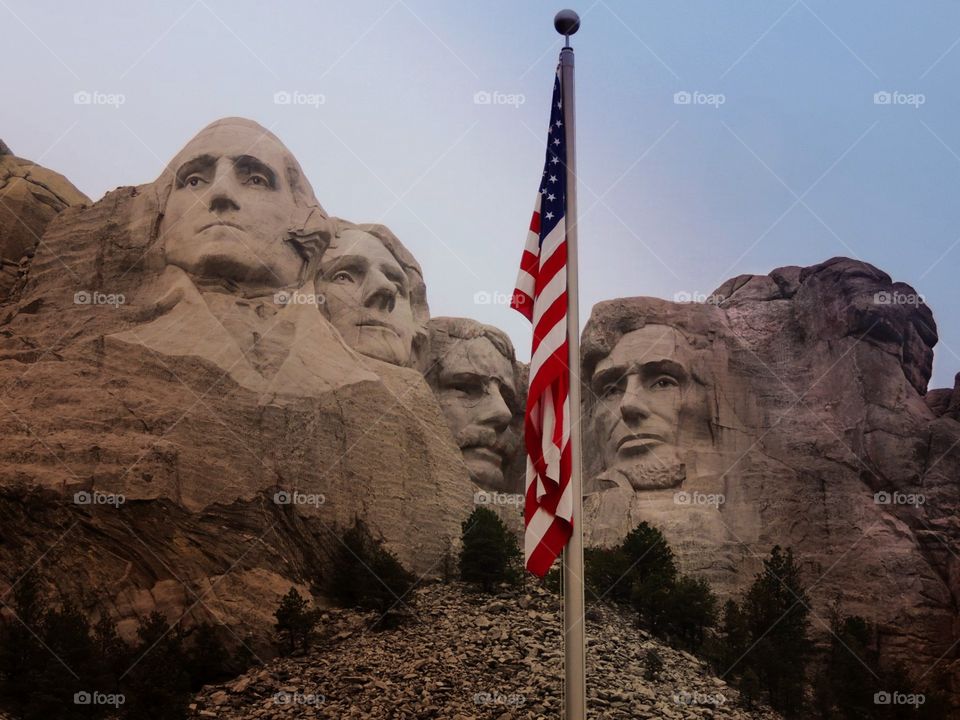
[588,325,692,491]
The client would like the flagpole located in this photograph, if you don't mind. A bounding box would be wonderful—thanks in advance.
[555,9,586,720]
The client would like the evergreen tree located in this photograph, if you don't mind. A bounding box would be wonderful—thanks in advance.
[742,546,812,716]
[664,575,717,649]
[458,507,522,593]
[621,522,677,632]
[329,520,416,625]
[274,588,319,655]
[92,613,129,693]
[714,599,749,674]
[34,599,99,719]
[121,611,191,720]
[0,572,50,717]
[186,623,232,687]
[583,546,630,603]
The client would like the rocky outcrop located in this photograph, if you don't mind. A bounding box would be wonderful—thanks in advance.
[582,257,960,697]
[189,582,781,720]
[0,142,89,301]
[0,122,475,647]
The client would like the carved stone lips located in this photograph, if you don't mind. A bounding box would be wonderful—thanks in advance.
[464,446,505,465]
[357,317,399,337]
[198,220,244,232]
[616,433,665,452]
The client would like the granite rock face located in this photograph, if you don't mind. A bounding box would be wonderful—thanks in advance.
[3,117,959,707]
[0,141,89,301]
[0,120,474,646]
[582,257,960,694]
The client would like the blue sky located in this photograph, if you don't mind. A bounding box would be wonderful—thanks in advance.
[3,0,959,387]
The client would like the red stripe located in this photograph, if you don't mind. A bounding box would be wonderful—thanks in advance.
[510,290,533,320]
[529,211,541,235]
[520,249,539,276]
[526,518,572,577]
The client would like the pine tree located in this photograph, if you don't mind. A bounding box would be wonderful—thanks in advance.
[0,572,50,717]
[274,588,318,655]
[34,599,98,719]
[121,611,191,720]
[329,520,416,626]
[664,575,717,649]
[186,623,232,686]
[621,522,677,632]
[742,546,812,716]
[715,599,749,674]
[458,507,522,593]
[583,546,630,603]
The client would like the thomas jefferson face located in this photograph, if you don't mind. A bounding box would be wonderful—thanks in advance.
[433,336,517,492]
[161,123,308,289]
[316,230,417,366]
[589,325,691,491]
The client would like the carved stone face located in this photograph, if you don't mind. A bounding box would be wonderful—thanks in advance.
[433,336,517,492]
[316,229,417,366]
[161,121,310,290]
[589,325,692,491]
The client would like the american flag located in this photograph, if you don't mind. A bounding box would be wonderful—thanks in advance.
[511,64,573,578]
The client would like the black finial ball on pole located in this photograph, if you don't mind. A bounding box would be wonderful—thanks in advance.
[554,9,580,38]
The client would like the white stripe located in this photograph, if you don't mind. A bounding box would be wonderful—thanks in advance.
[540,391,563,484]
[525,504,555,562]
[529,321,566,377]
[538,220,566,267]
[514,268,535,296]
[531,263,566,327]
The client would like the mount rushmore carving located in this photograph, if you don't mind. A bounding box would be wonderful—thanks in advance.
[1,119,958,694]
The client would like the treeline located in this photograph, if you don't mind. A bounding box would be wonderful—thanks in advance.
[574,522,950,719]
[1,512,951,719]
[0,571,241,719]
[0,519,418,720]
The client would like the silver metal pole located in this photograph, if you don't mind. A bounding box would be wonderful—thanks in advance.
[558,30,587,720]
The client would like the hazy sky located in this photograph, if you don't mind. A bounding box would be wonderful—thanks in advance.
[3,0,959,387]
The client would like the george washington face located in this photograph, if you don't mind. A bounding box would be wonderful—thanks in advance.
[161,121,319,291]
